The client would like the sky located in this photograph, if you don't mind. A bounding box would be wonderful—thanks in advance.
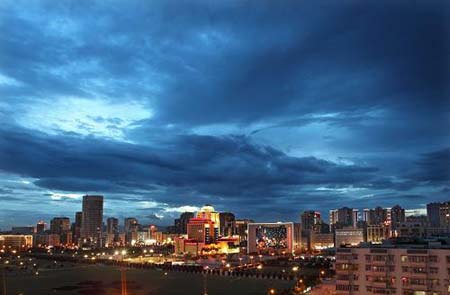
[0,0,449,230]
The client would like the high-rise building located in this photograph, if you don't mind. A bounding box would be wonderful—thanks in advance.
[187,218,218,244]
[105,217,119,247]
[301,211,321,230]
[219,212,235,236]
[174,212,194,234]
[335,245,450,294]
[81,195,103,247]
[72,211,82,243]
[124,217,139,245]
[197,205,220,231]
[427,201,450,227]
[50,217,72,245]
[330,207,358,230]
[36,221,46,234]
[106,217,119,235]
[235,219,253,243]
[124,217,138,233]
[390,204,405,230]
[50,217,71,234]
[362,207,389,225]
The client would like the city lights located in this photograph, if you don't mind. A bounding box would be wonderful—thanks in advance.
[0,195,448,295]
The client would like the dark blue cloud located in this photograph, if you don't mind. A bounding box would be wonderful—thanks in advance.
[0,0,449,227]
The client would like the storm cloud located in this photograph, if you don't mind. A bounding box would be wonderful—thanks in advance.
[0,0,449,228]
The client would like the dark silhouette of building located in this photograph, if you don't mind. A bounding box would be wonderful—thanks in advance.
[107,217,119,235]
[81,195,103,247]
[72,211,82,244]
[390,204,405,230]
[301,211,321,230]
[36,220,46,234]
[219,212,235,236]
[427,201,450,227]
[174,212,194,234]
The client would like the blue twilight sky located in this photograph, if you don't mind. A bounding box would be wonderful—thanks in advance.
[0,0,449,229]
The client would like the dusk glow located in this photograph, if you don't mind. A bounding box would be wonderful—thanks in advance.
[0,1,449,293]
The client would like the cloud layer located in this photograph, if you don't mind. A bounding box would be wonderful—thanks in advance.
[0,0,449,228]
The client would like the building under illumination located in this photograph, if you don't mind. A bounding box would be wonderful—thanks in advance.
[196,204,220,231]
[335,244,450,294]
[247,222,301,254]
[187,217,219,244]
[335,227,364,247]
[174,204,240,255]
[0,234,33,249]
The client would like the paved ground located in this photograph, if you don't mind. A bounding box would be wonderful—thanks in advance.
[6,263,294,295]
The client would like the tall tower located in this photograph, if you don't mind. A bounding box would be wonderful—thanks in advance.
[73,211,82,242]
[81,195,103,247]
[107,217,119,235]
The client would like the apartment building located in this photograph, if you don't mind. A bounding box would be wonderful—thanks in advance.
[335,245,450,294]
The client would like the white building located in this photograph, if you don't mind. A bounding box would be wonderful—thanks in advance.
[335,245,450,294]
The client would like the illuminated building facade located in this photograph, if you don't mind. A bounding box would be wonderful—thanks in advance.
[175,205,239,255]
[187,218,218,244]
[247,222,300,254]
[196,204,220,231]
[310,232,335,251]
[33,233,60,247]
[335,227,364,247]
[366,225,389,244]
[335,246,450,295]
[0,235,33,249]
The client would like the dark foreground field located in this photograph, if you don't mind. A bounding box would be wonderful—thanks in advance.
[6,264,294,295]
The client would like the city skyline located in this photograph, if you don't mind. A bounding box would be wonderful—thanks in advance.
[0,1,449,229]
[1,194,445,231]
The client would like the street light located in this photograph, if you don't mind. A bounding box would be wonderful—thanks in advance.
[268,288,275,294]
